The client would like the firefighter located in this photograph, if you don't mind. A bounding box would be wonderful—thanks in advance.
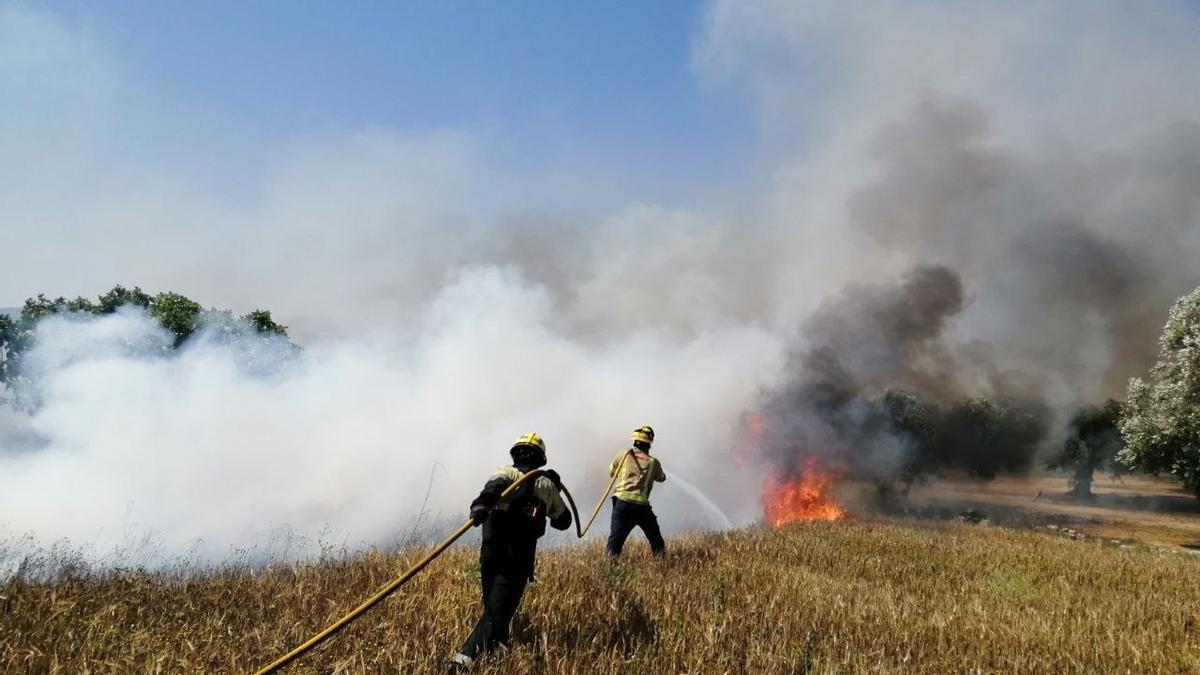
[450,433,571,670]
[606,425,667,558]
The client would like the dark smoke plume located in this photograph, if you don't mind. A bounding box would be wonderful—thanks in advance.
[752,98,1200,493]
[851,99,1200,405]
[801,265,965,401]
[752,264,1047,489]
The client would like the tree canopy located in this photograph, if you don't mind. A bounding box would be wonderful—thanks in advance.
[1120,286,1200,496]
[1047,400,1126,497]
[0,285,293,387]
[148,292,202,346]
[866,389,1048,493]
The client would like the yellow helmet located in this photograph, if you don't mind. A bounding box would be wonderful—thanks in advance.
[632,425,655,446]
[511,432,547,454]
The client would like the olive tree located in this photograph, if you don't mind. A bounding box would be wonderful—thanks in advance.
[1046,400,1126,498]
[1119,287,1200,496]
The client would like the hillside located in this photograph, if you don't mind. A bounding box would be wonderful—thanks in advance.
[4,518,1199,674]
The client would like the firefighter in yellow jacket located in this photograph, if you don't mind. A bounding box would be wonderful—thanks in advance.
[606,425,667,557]
[450,433,571,670]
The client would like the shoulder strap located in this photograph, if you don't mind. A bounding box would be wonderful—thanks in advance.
[628,451,648,473]
[631,452,657,495]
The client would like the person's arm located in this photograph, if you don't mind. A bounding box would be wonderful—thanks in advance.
[609,453,621,477]
[536,477,572,530]
[549,505,572,530]
[469,471,512,525]
[653,458,666,483]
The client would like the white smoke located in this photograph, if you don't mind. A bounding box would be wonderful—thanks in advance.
[1,272,778,563]
[3,1,1200,565]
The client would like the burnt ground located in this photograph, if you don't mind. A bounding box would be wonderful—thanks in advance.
[907,473,1200,547]
[841,473,1200,551]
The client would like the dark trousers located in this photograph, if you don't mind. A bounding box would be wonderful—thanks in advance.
[459,561,529,659]
[606,496,665,557]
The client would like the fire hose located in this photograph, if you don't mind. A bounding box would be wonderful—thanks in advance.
[252,451,634,674]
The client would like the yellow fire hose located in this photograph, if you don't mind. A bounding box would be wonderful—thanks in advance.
[254,452,634,674]
[571,450,631,539]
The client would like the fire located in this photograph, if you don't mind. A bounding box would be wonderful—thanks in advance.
[735,411,846,525]
[763,456,845,525]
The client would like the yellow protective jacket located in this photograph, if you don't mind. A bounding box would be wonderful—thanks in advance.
[473,465,570,580]
[610,449,665,504]
[488,466,567,517]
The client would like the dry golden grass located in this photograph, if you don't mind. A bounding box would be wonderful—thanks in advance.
[4,518,1200,674]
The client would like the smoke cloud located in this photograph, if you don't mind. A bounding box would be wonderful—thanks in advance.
[4,2,1200,565]
[0,273,777,564]
[748,264,1048,490]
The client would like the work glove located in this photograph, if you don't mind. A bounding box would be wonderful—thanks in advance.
[470,505,489,527]
[543,469,563,489]
[550,507,573,531]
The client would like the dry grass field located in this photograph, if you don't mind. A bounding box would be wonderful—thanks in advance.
[4,516,1200,674]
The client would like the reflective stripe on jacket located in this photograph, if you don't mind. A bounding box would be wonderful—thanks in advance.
[610,449,665,504]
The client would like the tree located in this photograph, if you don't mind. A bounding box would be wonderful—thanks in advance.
[1,296,67,384]
[875,389,940,488]
[65,296,98,313]
[149,292,202,345]
[97,285,152,314]
[1120,286,1200,496]
[938,397,1046,479]
[20,294,68,323]
[0,286,293,390]
[1046,400,1126,498]
[0,314,14,382]
[242,309,288,336]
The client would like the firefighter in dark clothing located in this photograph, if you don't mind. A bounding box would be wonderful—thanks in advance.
[450,433,570,670]
[606,425,667,557]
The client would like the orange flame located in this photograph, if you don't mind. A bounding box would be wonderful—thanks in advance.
[763,456,845,525]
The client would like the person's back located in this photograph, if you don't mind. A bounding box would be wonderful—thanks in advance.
[451,433,570,670]
[607,425,667,557]
[478,464,565,577]
[611,447,665,504]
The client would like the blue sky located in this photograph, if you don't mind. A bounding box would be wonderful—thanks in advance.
[44,1,755,206]
[8,0,1200,313]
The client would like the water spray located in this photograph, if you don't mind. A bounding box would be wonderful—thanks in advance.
[664,469,733,530]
